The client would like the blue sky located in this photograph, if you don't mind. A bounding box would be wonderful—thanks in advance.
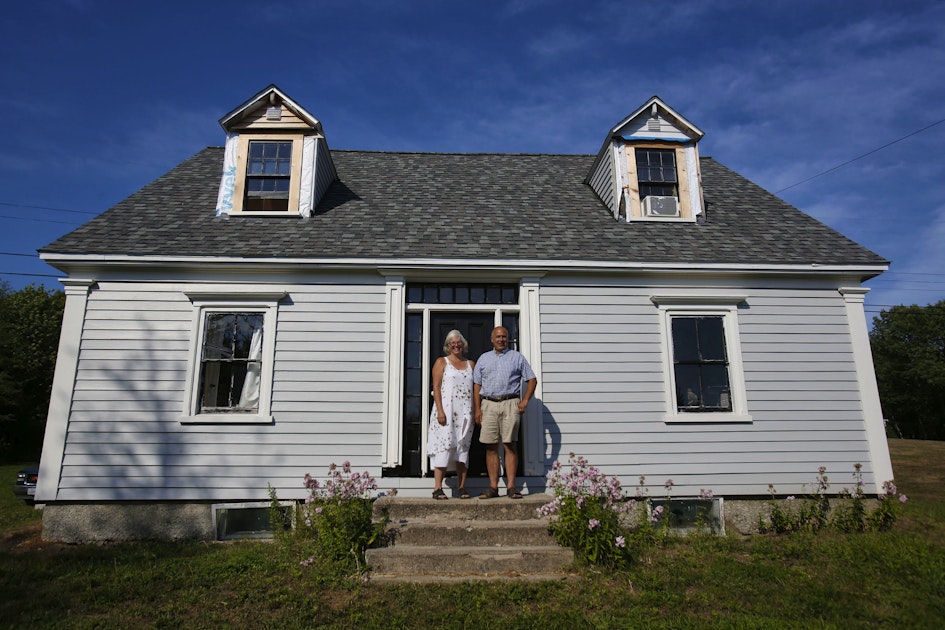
[2,0,944,321]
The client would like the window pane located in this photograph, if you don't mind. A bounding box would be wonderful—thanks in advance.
[203,313,236,360]
[674,364,701,408]
[455,287,469,303]
[502,287,517,304]
[406,340,421,367]
[470,287,485,303]
[671,318,699,362]
[701,365,731,410]
[405,366,421,391]
[405,313,421,340]
[697,317,726,361]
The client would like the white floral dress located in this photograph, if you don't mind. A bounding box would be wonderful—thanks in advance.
[427,359,474,467]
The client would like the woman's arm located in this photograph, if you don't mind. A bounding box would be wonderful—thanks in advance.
[432,357,447,425]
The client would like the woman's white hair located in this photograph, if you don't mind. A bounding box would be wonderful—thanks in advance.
[443,329,469,355]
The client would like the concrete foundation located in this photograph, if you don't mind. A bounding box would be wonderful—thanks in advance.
[42,503,216,543]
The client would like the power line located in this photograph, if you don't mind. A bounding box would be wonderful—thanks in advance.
[0,271,60,278]
[0,201,98,215]
[0,251,38,258]
[775,116,945,194]
[0,213,83,226]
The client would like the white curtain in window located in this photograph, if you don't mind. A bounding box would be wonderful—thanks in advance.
[237,328,263,410]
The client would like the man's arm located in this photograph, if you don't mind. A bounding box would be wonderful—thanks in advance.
[518,377,537,414]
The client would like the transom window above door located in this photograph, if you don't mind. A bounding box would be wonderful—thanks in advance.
[406,283,519,305]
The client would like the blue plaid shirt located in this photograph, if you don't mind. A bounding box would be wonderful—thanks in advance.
[473,348,536,398]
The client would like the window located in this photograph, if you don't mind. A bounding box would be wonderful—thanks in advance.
[671,316,731,412]
[198,312,264,413]
[636,148,677,200]
[182,292,284,424]
[244,141,292,211]
[651,296,752,423]
[229,135,302,214]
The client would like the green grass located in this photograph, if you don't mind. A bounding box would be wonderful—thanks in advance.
[2,441,944,628]
[0,463,42,531]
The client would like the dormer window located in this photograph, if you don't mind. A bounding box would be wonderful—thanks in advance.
[636,148,677,199]
[245,140,292,211]
[215,85,337,218]
[585,96,705,224]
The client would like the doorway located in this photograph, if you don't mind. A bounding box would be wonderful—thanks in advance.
[389,282,523,478]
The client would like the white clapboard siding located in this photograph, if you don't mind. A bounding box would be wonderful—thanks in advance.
[56,280,389,502]
[537,282,875,495]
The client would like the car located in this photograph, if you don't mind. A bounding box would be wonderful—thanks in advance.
[12,465,39,502]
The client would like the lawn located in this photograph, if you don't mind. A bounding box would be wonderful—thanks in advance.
[1,439,943,628]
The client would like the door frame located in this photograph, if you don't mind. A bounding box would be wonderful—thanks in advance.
[381,277,543,478]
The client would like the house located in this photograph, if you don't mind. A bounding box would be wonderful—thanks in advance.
[36,85,893,541]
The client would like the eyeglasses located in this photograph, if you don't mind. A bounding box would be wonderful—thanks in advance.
[448,342,464,347]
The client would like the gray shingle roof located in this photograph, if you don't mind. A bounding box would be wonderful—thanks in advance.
[41,147,887,266]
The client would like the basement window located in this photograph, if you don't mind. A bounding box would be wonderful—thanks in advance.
[213,501,294,540]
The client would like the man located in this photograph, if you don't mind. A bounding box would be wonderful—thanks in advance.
[472,326,537,499]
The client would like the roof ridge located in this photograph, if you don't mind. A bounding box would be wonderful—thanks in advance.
[329,148,595,158]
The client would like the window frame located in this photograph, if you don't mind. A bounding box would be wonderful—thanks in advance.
[181,292,284,424]
[623,142,694,222]
[229,134,303,215]
[651,295,752,424]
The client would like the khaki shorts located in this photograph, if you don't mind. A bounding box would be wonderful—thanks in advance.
[480,398,520,444]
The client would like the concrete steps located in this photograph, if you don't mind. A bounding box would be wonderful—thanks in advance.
[366,493,575,582]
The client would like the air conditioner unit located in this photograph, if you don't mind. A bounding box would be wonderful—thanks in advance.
[642,195,680,217]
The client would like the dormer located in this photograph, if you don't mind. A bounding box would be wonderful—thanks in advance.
[586,96,705,223]
[215,85,337,217]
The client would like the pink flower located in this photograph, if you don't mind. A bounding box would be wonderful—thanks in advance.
[615,536,626,548]
[899,494,908,503]
[588,519,600,531]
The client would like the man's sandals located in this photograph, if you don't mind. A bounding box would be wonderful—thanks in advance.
[478,487,499,499]
[432,488,448,500]
[478,486,523,500]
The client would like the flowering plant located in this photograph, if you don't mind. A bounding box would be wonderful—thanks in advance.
[270,461,386,576]
[538,453,633,569]
[760,464,907,534]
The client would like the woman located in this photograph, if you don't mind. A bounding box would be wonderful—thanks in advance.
[428,330,475,499]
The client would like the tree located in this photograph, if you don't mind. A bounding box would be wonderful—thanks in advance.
[869,300,945,441]
[0,282,65,461]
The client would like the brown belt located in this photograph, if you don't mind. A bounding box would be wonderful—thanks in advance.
[481,394,519,402]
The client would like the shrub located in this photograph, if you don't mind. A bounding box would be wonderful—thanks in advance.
[538,453,633,569]
[269,461,386,577]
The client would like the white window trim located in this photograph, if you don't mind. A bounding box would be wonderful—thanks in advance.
[181,291,285,424]
[651,295,752,424]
